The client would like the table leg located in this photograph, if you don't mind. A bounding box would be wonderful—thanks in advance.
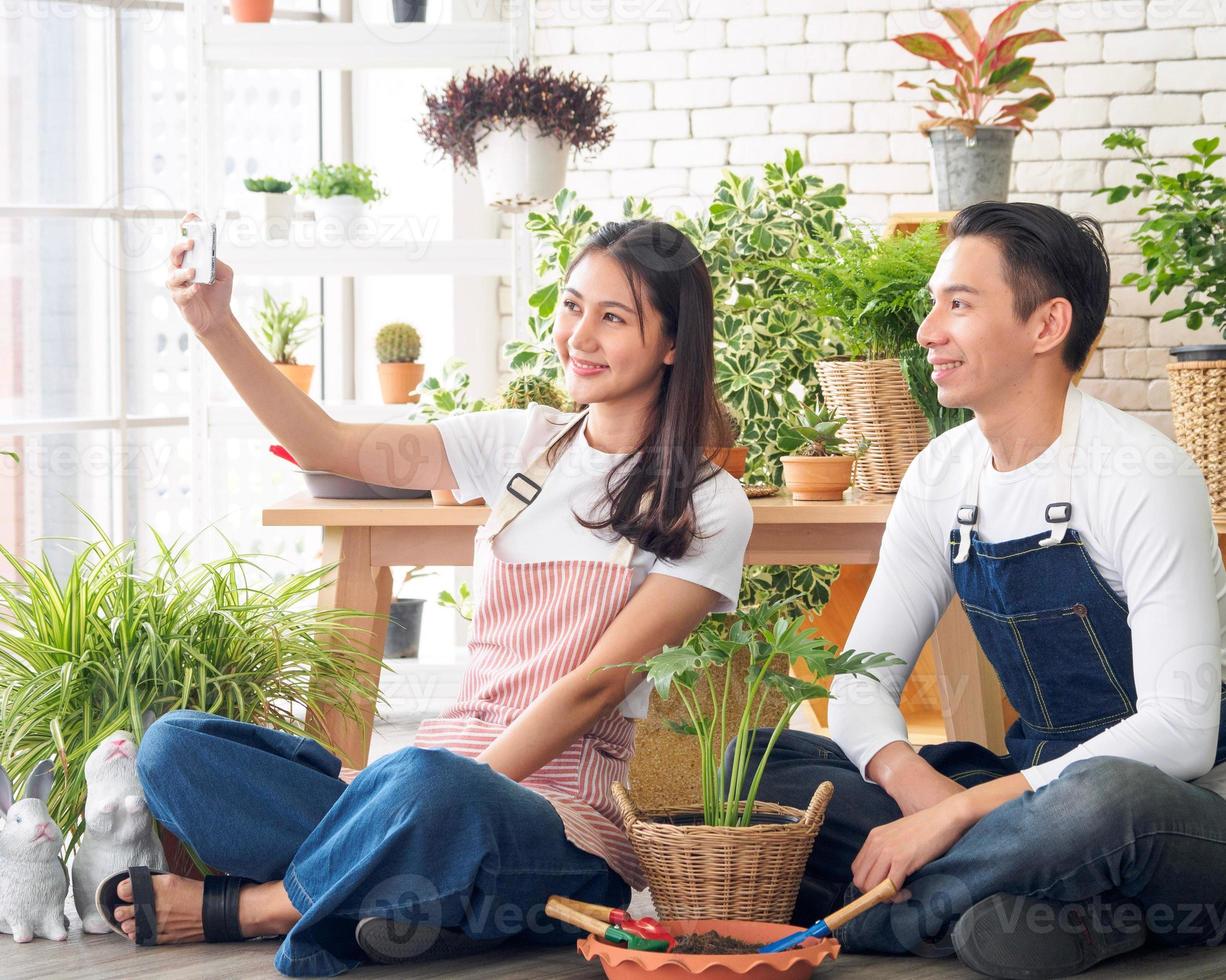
[929,600,1006,754]
[306,525,392,769]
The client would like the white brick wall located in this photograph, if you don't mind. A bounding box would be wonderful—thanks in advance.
[528,0,1226,434]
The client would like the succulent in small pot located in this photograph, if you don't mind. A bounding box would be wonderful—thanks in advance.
[375,322,424,405]
[420,59,614,212]
[704,400,747,480]
[777,405,868,502]
[892,1,1064,209]
[292,162,386,236]
[243,176,295,241]
[497,372,571,411]
[252,288,321,395]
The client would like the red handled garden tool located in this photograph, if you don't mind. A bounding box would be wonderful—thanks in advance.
[269,444,299,466]
[758,877,898,952]
[545,896,674,952]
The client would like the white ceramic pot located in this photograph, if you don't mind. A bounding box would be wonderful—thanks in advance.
[310,194,366,237]
[254,191,295,240]
[473,119,570,213]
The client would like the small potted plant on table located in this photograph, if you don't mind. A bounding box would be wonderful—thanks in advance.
[778,405,868,501]
[704,400,748,480]
[420,59,614,212]
[411,358,494,506]
[375,322,424,404]
[292,162,386,237]
[243,176,294,240]
[609,598,900,921]
[252,288,321,394]
[498,372,570,411]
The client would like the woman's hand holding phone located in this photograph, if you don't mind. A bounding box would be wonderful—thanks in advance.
[166,210,235,337]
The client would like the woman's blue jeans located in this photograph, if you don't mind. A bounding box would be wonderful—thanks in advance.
[135,709,630,976]
[728,729,1226,957]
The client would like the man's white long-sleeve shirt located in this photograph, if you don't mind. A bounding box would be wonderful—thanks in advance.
[827,388,1226,799]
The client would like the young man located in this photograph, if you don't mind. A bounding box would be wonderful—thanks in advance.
[732,202,1226,978]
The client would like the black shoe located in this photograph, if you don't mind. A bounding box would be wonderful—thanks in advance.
[354,916,507,965]
[952,893,1147,979]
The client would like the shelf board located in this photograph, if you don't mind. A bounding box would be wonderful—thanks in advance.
[225,237,511,276]
[204,21,512,70]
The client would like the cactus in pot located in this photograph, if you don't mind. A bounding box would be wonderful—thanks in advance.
[497,373,570,411]
[375,322,424,404]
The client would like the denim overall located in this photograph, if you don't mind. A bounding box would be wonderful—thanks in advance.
[936,385,1226,779]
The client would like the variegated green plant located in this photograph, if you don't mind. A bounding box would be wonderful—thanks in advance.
[893,0,1064,138]
[607,598,901,826]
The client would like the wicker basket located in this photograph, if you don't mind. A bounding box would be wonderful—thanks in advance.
[1169,359,1226,511]
[816,358,930,494]
[611,779,834,922]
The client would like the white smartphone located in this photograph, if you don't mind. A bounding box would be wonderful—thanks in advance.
[181,220,216,285]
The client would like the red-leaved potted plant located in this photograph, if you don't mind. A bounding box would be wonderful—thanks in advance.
[892,0,1064,210]
[419,59,614,212]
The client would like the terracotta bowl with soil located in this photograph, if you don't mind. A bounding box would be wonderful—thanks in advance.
[577,918,838,980]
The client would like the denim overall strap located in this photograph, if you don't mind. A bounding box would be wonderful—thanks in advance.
[949,386,1151,770]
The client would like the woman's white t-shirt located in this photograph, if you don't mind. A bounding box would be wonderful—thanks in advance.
[433,405,755,713]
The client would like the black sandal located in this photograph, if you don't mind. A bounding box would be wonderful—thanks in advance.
[96,866,257,946]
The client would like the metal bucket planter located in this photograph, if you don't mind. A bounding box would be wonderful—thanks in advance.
[929,126,1017,211]
[1168,343,1226,511]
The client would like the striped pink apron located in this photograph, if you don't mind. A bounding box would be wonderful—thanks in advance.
[413,411,646,890]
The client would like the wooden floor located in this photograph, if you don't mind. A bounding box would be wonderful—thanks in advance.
[10,661,1225,978]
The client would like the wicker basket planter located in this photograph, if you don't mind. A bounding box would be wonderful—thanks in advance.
[611,779,834,922]
[1168,344,1226,511]
[815,358,930,494]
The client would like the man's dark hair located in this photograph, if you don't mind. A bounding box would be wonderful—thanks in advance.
[950,202,1110,373]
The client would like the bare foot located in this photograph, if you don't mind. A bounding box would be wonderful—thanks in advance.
[113,873,301,943]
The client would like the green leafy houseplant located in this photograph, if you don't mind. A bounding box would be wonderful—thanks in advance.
[419,59,614,175]
[437,581,474,622]
[892,0,1063,137]
[374,322,422,364]
[291,162,386,203]
[411,358,494,424]
[610,598,901,826]
[1098,130,1226,336]
[1,450,18,464]
[777,405,867,458]
[243,176,293,194]
[253,288,321,365]
[0,507,386,863]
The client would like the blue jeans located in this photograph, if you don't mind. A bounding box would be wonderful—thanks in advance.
[728,729,1226,957]
[136,709,630,976]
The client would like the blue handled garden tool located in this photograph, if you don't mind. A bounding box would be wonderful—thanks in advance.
[758,878,898,953]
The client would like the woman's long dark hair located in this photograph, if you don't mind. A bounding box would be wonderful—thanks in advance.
[547,219,729,562]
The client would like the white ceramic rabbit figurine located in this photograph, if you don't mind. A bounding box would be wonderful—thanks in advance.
[72,719,167,935]
[0,758,70,942]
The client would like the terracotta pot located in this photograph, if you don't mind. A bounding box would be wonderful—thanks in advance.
[275,362,314,395]
[231,0,273,22]
[378,362,424,404]
[703,445,747,480]
[781,455,854,501]
[430,488,485,507]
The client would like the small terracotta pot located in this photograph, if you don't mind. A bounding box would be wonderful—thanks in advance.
[781,455,854,501]
[431,488,486,507]
[703,445,747,480]
[231,0,273,22]
[378,362,424,404]
[275,362,314,395]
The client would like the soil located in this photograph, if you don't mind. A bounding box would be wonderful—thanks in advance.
[672,929,763,955]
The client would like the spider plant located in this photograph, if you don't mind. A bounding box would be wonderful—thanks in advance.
[0,503,387,860]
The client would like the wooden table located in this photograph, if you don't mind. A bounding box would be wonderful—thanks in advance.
[265,489,1007,769]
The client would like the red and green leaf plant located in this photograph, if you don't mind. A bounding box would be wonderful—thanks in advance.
[892,0,1064,138]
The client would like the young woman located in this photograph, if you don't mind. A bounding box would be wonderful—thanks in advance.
[101,214,753,975]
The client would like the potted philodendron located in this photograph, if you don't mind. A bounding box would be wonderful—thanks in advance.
[374,322,424,405]
[384,566,433,659]
[243,176,294,240]
[773,221,958,493]
[778,405,869,502]
[0,506,385,880]
[892,0,1064,210]
[252,288,321,394]
[420,59,614,212]
[412,358,495,506]
[704,400,748,480]
[1099,129,1226,509]
[606,598,901,920]
[292,162,386,237]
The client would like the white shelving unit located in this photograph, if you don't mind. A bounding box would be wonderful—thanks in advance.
[184,0,535,535]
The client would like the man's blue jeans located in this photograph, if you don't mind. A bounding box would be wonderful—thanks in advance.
[135,709,630,977]
[728,729,1226,957]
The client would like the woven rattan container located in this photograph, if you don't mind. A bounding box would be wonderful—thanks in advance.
[816,358,930,494]
[611,780,834,922]
[1169,359,1226,511]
